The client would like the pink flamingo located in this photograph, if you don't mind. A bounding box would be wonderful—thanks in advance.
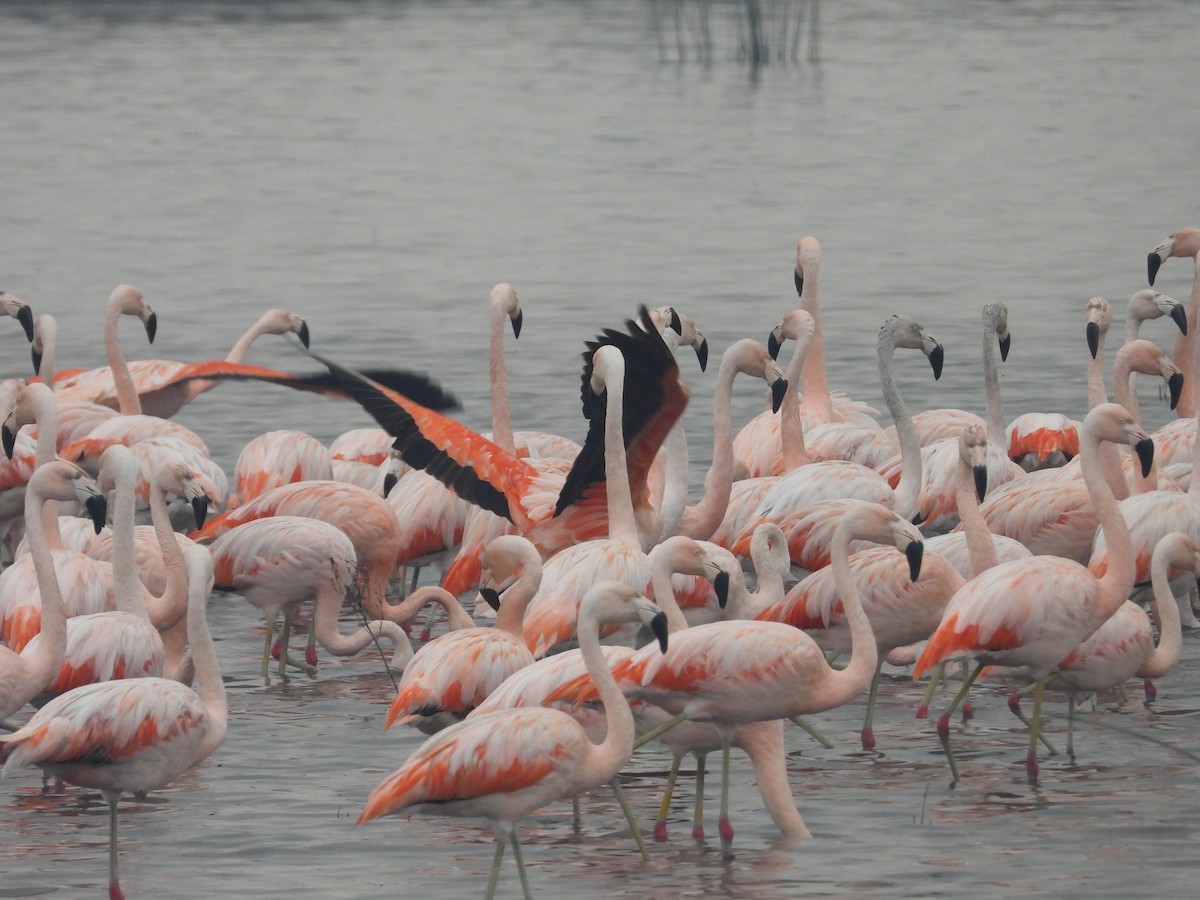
[1147,226,1200,416]
[208,514,415,679]
[0,542,227,900]
[0,461,106,721]
[230,429,332,508]
[913,402,1154,785]
[358,581,667,900]
[550,501,924,851]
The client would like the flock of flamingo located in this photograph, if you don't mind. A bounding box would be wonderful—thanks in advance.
[1,228,1199,898]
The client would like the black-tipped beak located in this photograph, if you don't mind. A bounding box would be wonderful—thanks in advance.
[650,610,669,653]
[905,540,924,582]
[478,587,501,612]
[16,305,34,342]
[85,494,107,533]
[911,510,925,527]
[144,312,157,344]
[767,329,782,361]
[511,309,523,340]
[667,308,681,334]
[973,465,988,503]
[382,471,398,497]
[1086,321,1100,359]
[928,344,944,380]
[2,423,15,460]
[793,270,804,297]
[31,345,42,376]
[1168,372,1184,410]
[770,378,788,414]
[191,496,209,531]
[695,337,709,372]
[1148,252,1163,286]
[297,320,311,348]
[1135,437,1155,478]
[1171,303,1189,335]
[998,333,1011,363]
[713,570,730,609]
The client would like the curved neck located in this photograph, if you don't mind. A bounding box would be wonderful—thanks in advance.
[734,719,809,837]
[573,601,636,788]
[145,480,189,631]
[1136,550,1184,678]
[1079,419,1137,625]
[955,473,998,577]
[184,551,227,765]
[824,520,879,708]
[488,303,516,454]
[679,348,741,539]
[879,340,920,520]
[106,301,141,416]
[495,554,541,636]
[648,554,690,634]
[225,313,277,363]
[749,535,787,610]
[312,580,409,659]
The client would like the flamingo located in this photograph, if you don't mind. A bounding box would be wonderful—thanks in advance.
[1033,531,1198,759]
[384,534,542,733]
[0,289,35,342]
[358,581,667,900]
[1147,226,1200,416]
[230,429,333,508]
[550,501,925,850]
[0,461,106,721]
[208,515,414,679]
[913,402,1154,785]
[329,427,408,489]
[0,542,226,900]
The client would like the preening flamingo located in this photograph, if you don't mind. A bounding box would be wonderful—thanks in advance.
[914,402,1155,785]
[358,581,667,900]
[0,461,106,721]
[208,515,413,678]
[0,542,226,900]
[0,289,34,341]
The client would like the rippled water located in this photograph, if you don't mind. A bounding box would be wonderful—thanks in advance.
[3,0,1200,896]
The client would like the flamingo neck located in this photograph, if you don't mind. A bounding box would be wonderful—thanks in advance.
[488,303,516,455]
[1170,252,1200,418]
[648,554,690,634]
[1136,547,1184,679]
[18,478,68,698]
[797,262,832,423]
[312,579,409,661]
[825,520,880,709]
[184,550,228,765]
[879,340,921,521]
[106,301,141,416]
[780,322,814,471]
[1079,418,1137,625]
[955,473,998,577]
[679,346,743,539]
[495,554,542,637]
[1086,335,1108,409]
[224,313,277,363]
[111,462,149,621]
[146,481,188,632]
[599,353,640,547]
[26,385,61,544]
[734,719,809,837]
[981,318,1005,445]
[748,536,786,612]
[573,601,636,790]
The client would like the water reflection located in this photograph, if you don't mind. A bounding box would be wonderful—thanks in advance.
[651,0,820,75]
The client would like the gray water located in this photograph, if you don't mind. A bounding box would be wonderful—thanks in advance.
[2,0,1200,896]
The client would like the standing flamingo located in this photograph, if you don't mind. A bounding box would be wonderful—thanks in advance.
[0,461,106,721]
[0,542,226,900]
[913,403,1154,785]
[358,581,667,900]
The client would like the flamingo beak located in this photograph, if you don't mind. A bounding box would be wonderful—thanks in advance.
[905,540,924,582]
[694,336,709,372]
[1171,303,1189,335]
[650,610,669,653]
[1168,372,1184,410]
[1,423,15,460]
[1086,321,1100,359]
[479,587,502,612]
[667,308,682,334]
[297,320,311,348]
[31,344,42,376]
[713,570,730,609]
[793,269,804,297]
[973,465,988,503]
[144,311,157,344]
[767,329,782,361]
[511,309,523,340]
[927,343,944,380]
[85,494,108,534]
[998,333,1011,363]
[1135,438,1155,478]
[1148,252,1163,286]
[771,379,788,414]
[191,496,209,531]
[16,305,34,342]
